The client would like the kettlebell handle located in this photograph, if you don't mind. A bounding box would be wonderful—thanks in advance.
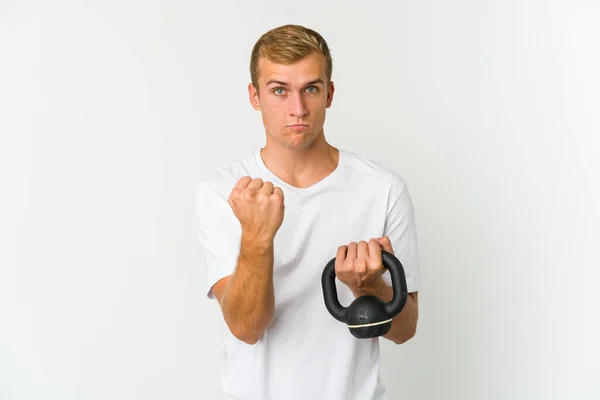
[321,250,408,323]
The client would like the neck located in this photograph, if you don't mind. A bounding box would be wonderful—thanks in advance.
[260,133,339,189]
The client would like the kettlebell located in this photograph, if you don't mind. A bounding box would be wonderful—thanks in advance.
[321,250,408,339]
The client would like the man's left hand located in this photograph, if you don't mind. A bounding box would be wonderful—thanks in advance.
[335,236,395,290]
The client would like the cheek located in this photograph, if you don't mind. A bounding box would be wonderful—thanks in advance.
[309,95,327,110]
[309,99,327,119]
[263,99,286,117]
[260,103,285,128]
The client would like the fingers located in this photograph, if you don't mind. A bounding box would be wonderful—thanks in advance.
[259,181,274,195]
[234,176,253,189]
[368,239,381,262]
[233,177,283,199]
[346,241,358,262]
[347,242,367,274]
[336,245,348,266]
[247,178,264,191]
[339,237,393,266]
[376,236,394,255]
[273,186,284,198]
[357,240,369,260]
[233,176,265,191]
[335,238,393,289]
[344,238,392,261]
[339,240,381,265]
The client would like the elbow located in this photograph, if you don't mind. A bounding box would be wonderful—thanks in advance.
[229,326,263,345]
[224,302,274,345]
[393,299,418,344]
[393,325,417,345]
[231,327,265,345]
[238,334,261,345]
[229,317,272,345]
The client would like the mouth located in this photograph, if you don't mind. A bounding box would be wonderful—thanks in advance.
[288,124,309,131]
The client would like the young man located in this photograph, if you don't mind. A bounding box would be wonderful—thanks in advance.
[195,24,421,400]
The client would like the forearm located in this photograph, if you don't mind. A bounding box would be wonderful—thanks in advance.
[220,234,275,344]
[350,278,418,344]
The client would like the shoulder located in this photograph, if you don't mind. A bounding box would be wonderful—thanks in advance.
[341,149,408,193]
[195,151,257,202]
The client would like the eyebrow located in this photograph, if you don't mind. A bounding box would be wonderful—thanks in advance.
[265,78,325,87]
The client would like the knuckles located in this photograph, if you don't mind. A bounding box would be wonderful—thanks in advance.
[255,193,268,202]
[228,180,285,209]
[334,239,390,288]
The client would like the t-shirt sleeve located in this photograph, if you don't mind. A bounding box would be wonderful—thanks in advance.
[194,179,242,299]
[381,181,422,293]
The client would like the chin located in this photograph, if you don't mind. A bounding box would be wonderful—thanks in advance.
[287,138,314,150]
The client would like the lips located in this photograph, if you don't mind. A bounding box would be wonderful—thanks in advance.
[288,125,308,131]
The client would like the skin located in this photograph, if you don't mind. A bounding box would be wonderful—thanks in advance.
[336,237,419,344]
[211,51,418,345]
[249,51,338,189]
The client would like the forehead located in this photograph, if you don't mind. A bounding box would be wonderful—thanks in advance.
[258,52,327,85]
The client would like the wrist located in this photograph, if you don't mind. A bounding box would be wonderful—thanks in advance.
[350,276,387,297]
[241,232,273,252]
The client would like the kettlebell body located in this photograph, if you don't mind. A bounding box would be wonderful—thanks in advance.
[321,250,408,339]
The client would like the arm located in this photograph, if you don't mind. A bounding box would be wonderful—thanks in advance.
[335,237,419,344]
[210,175,285,345]
[211,234,275,345]
[350,280,418,344]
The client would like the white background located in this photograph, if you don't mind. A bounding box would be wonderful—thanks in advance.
[1,0,599,399]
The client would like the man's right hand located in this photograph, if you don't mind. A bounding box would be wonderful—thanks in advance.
[227,176,285,242]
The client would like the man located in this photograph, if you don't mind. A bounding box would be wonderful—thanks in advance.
[195,24,421,400]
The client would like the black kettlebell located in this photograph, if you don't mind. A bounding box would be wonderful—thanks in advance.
[321,250,408,339]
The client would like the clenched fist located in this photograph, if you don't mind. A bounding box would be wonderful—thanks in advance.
[227,176,285,242]
[335,236,395,289]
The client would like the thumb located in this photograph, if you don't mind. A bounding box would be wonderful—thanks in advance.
[376,236,394,255]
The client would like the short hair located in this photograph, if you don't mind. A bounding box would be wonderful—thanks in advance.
[250,24,333,92]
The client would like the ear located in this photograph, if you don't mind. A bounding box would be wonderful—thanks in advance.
[248,83,260,110]
[326,80,335,108]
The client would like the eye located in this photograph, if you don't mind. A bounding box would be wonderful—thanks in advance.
[273,88,285,95]
[306,86,318,93]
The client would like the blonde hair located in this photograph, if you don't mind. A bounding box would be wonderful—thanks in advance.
[250,24,333,92]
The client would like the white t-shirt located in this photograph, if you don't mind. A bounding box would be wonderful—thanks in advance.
[194,148,421,400]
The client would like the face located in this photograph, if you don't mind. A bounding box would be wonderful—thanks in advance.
[248,51,335,151]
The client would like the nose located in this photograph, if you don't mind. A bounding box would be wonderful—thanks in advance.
[289,92,308,117]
